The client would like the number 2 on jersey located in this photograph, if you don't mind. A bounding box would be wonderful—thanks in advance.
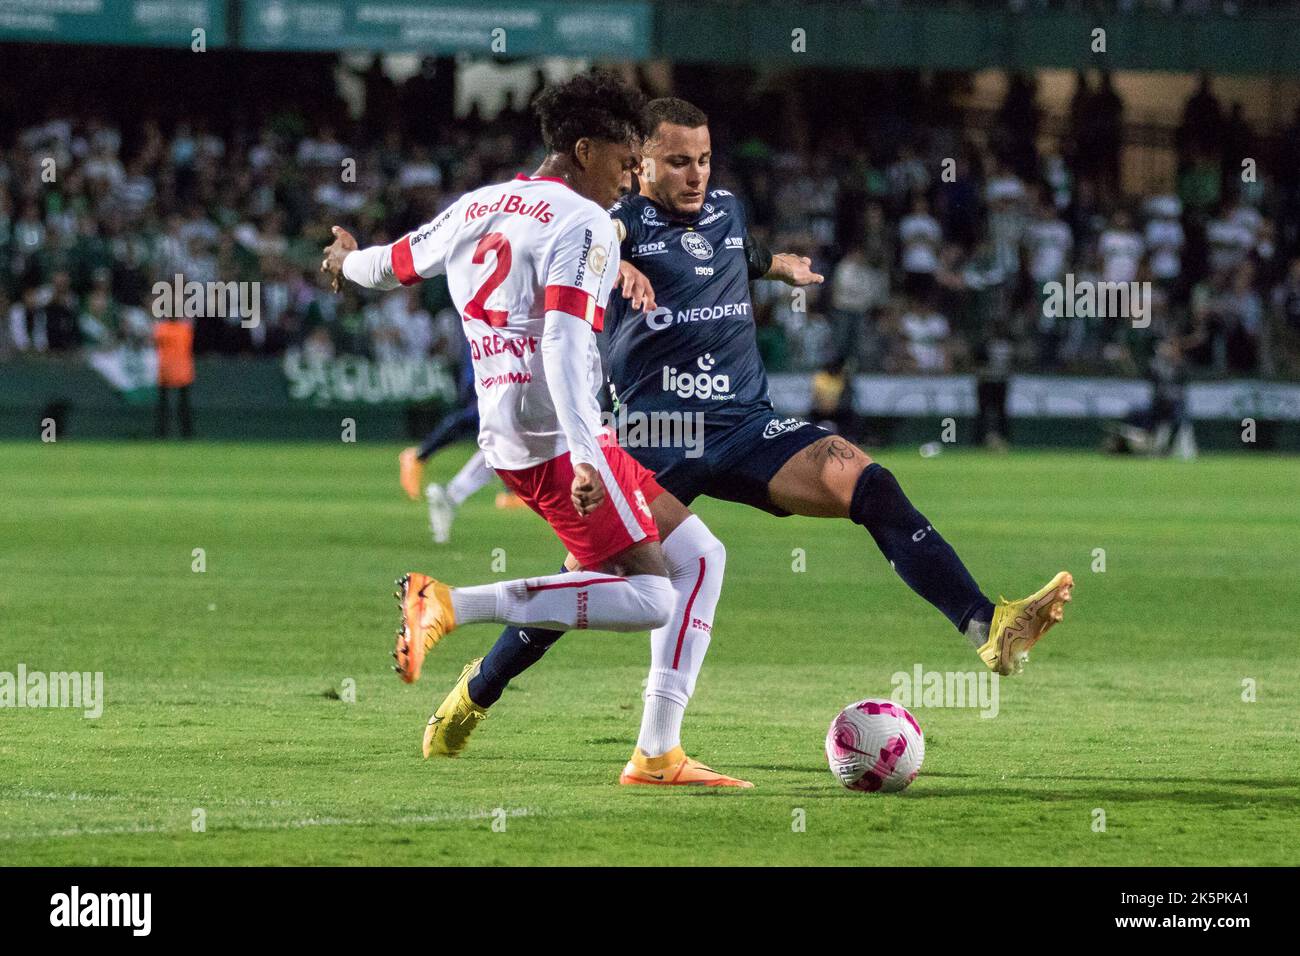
[464,232,511,327]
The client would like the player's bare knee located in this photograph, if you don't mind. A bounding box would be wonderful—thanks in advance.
[648,491,693,540]
[610,539,669,578]
[815,439,871,512]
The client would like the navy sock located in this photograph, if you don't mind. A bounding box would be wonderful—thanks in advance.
[467,563,568,707]
[850,463,994,632]
[467,626,565,707]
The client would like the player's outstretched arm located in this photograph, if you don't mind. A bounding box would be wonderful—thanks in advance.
[321,226,359,292]
[324,201,463,293]
[765,252,824,287]
[321,225,403,294]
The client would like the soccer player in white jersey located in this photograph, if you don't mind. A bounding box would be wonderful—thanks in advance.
[322,73,750,786]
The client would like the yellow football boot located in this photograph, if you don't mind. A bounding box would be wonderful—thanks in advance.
[399,447,424,501]
[978,571,1074,676]
[619,746,754,788]
[392,572,456,684]
[423,659,488,758]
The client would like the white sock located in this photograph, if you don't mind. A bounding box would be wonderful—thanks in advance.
[638,696,686,758]
[451,571,672,632]
[447,450,494,507]
[636,516,726,757]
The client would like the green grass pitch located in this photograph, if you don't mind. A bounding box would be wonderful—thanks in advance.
[2,440,1297,866]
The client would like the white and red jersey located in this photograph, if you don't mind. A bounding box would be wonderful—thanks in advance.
[344,174,619,470]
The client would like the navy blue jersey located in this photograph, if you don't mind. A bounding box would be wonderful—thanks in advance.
[604,189,770,425]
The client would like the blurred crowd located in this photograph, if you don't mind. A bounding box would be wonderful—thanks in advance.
[0,110,467,369]
[805,0,1300,10]
[2,61,1299,387]
[722,69,1300,385]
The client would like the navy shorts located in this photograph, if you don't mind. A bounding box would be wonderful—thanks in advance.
[625,409,832,516]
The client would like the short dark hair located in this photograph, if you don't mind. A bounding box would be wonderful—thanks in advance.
[533,71,647,154]
[643,97,708,138]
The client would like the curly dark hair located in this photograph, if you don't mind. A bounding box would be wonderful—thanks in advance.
[533,70,647,155]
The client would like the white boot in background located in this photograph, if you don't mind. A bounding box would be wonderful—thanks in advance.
[426,483,454,544]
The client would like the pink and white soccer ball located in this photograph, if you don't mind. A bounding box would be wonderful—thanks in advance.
[825,698,925,793]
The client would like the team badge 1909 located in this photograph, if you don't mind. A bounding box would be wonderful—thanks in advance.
[681,232,714,260]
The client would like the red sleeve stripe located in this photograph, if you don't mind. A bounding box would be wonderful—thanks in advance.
[544,284,604,332]
[392,236,420,286]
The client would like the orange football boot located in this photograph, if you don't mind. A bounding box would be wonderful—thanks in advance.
[392,572,456,683]
[619,746,753,788]
[399,447,423,501]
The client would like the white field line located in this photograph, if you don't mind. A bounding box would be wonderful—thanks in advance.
[8,789,297,807]
[1,808,535,842]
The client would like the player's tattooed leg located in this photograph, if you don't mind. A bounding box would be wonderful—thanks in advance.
[767,435,873,518]
[768,437,994,635]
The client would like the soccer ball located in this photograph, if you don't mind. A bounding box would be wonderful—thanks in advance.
[825,698,924,793]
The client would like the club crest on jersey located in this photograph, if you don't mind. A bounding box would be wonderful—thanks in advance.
[762,418,809,439]
[681,232,714,261]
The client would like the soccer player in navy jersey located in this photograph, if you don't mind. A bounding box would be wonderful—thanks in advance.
[439,97,1072,786]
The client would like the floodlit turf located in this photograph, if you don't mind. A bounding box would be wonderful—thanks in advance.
[1,440,1297,866]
